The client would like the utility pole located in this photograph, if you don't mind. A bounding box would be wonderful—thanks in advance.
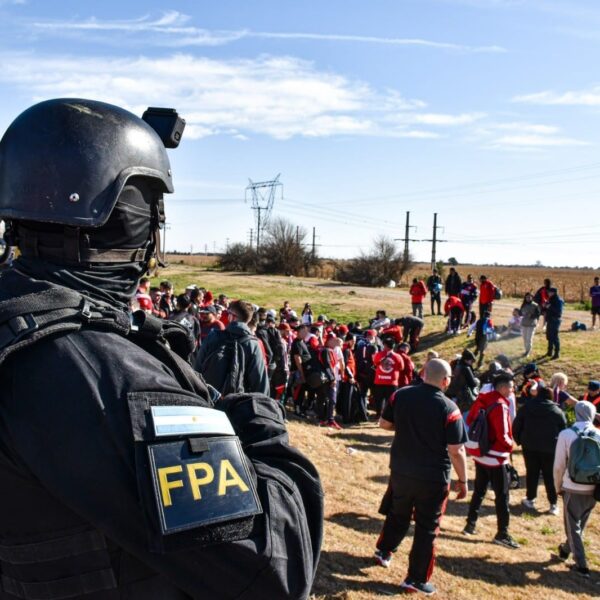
[421,212,447,272]
[246,174,283,252]
[394,211,418,263]
[312,227,316,259]
[296,225,300,246]
[248,228,254,248]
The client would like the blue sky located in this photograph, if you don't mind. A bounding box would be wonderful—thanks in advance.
[1,0,600,267]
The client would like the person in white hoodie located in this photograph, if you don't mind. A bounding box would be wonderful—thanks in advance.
[553,401,599,578]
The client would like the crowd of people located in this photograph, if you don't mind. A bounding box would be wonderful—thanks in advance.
[133,272,600,595]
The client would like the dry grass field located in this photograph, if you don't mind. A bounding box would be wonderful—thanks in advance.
[166,254,598,303]
[155,264,600,598]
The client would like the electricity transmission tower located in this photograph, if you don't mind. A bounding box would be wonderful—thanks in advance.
[245,174,283,251]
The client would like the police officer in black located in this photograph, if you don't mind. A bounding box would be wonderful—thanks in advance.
[0,99,323,599]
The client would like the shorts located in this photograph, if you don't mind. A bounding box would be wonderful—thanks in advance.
[592,306,600,316]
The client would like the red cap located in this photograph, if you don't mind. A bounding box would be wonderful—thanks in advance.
[278,322,291,331]
[337,324,349,335]
[366,329,377,337]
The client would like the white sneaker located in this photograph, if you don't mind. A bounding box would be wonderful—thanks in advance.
[549,504,559,516]
[521,498,536,510]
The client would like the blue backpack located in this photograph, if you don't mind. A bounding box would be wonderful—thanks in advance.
[568,426,600,484]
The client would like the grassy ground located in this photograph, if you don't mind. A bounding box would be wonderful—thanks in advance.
[157,265,600,598]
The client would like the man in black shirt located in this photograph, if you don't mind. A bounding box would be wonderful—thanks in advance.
[374,359,468,596]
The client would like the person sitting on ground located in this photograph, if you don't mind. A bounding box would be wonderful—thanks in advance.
[371,310,391,331]
[279,300,293,322]
[397,343,415,388]
[409,277,428,319]
[415,350,439,384]
[507,308,523,336]
[382,318,403,344]
[301,302,313,325]
[446,349,480,418]
[464,371,519,549]
[550,373,578,409]
[513,385,567,516]
[579,380,600,427]
[372,337,405,417]
[553,401,600,578]
[518,363,544,407]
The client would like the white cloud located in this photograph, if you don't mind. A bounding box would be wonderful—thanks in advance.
[0,52,477,140]
[493,134,588,147]
[394,112,485,126]
[469,120,589,149]
[514,87,600,106]
[31,11,507,53]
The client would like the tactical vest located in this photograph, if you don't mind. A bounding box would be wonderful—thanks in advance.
[0,274,204,599]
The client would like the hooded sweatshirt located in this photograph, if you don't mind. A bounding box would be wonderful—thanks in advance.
[553,401,598,495]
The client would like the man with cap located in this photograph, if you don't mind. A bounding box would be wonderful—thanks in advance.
[553,401,599,577]
[545,287,564,359]
[0,98,322,598]
[464,371,519,549]
[169,293,200,348]
[199,303,225,342]
[580,381,600,427]
[518,363,544,406]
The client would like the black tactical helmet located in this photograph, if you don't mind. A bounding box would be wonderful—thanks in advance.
[0,98,173,227]
[0,99,185,266]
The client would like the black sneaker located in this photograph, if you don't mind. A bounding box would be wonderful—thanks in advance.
[569,564,590,578]
[557,543,570,561]
[493,532,520,549]
[400,579,437,595]
[463,522,477,536]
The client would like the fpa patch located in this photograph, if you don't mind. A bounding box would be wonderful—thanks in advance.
[148,437,261,535]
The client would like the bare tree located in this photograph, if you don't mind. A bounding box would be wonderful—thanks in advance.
[338,235,412,287]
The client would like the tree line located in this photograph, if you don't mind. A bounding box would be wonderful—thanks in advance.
[218,217,413,287]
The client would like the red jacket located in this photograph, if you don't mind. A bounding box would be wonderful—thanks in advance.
[397,350,414,388]
[373,350,404,387]
[479,280,497,305]
[409,281,427,303]
[381,324,403,344]
[466,390,513,467]
[444,295,464,315]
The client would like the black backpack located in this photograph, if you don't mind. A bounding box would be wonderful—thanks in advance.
[468,402,502,457]
[198,331,246,396]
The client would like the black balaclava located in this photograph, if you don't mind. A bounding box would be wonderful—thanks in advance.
[13,178,160,309]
